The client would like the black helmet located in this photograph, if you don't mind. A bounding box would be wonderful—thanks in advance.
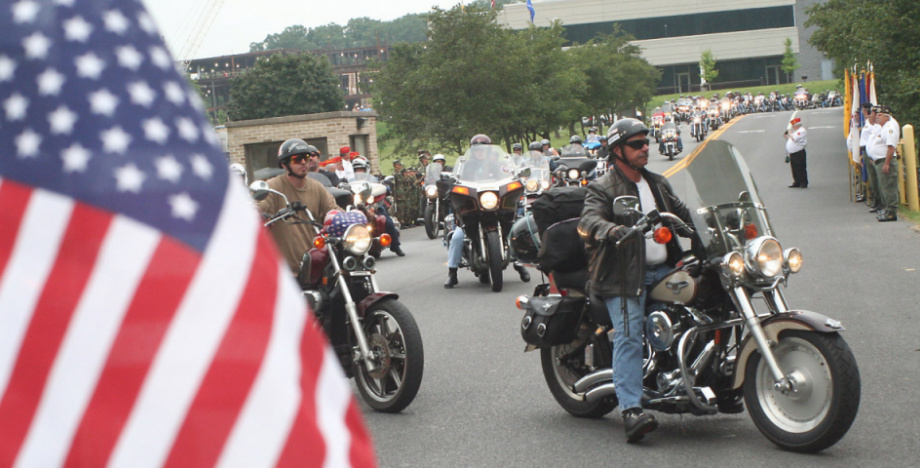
[528,141,542,151]
[470,134,491,145]
[509,214,541,264]
[569,135,582,144]
[512,143,523,151]
[278,138,310,166]
[606,118,649,147]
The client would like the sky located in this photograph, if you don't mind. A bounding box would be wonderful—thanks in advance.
[141,0,469,60]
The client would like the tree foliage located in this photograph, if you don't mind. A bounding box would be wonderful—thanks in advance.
[370,6,659,153]
[806,0,920,125]
[699,49,718,87]
[227,53,343,121]
[249,15,428,52]
[780,38,798,82]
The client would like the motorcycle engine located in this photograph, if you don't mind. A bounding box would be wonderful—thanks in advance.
[645,308,683,352]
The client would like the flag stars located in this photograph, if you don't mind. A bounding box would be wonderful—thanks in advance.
[128,81,155,107]
[89,89,118,116]
[0,55,16,82]
[191,154,213,180]
[62,143,91,173]
[49,105,78,134]
[63,16,93,42]
[155,155,183,183]
[169,193,198,221]
[22,32,51,60]
[137,12,157,34]
[164,81,186,105]
[103,9,130,35]
[114,163,145,193]
[37,68,66,96]
[116,45,143,70]
[176,117,199,142]
[143,117,170,144]
[4,93,29,121]
[75,53,105,79]
[150,46,172,70]
[101,126,131,154]
[12,0,40,24]
[16,129,41,158]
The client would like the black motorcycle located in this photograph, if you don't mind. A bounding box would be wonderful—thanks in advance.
[513,140,860,453]
[423,163,450,239]
[446,144,527,292]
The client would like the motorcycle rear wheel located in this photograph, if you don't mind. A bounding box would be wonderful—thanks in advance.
[743,330,860,453]
[424,204,439,239]
[486,230,503,292]
[354,299,424,413]
[541,334,617,418]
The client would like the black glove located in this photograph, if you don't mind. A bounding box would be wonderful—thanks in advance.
[290,201,305,212]
[606,226,631,244]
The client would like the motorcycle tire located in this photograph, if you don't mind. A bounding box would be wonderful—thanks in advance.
[354,298,425,413]
[743,330,860,453]
[486,230,503,292]
[424,204,439,240]
[540,333,617,418]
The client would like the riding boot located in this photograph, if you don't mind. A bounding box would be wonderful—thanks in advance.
[444,268,458,288]
[513,261,530,282]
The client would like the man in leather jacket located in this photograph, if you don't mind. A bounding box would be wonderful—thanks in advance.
[578,118,692,443]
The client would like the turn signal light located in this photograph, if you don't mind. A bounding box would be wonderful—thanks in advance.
[506,181,522,191]
[313,236,326,249]
[379,233,392,248]
[743,224,759,240]
[653,227,672,244]
[452,186,470,195]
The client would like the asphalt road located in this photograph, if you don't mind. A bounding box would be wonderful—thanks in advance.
[360,110,920,467]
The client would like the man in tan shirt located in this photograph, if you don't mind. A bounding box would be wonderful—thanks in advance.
[258,138,338,273]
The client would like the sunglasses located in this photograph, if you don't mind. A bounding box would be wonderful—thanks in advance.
[624,138,650,150]
[289,154,309,164]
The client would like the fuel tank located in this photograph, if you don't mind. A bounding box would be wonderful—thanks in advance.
[649,269,696,304]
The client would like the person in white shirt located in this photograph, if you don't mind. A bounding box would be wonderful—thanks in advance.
[784,117,808,188]
[858,104,882,212]
[867,105,901,221]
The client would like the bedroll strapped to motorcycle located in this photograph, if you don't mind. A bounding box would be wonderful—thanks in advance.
[531,186,588,273]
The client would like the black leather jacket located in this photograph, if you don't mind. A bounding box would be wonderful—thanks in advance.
[578,164,692,298]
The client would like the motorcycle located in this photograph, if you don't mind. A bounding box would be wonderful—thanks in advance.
[423,163,449,239]
[650,114,664,142]
[660,125,679,160]
[554,145,598,187]
[707,107,721,131]
[447,145,527,292]
[793,91,810,110]
[690,113,706,142]
[513,140,860,452]
[520,151,552,214]
[345,173,390,258]
[250,181,424,413]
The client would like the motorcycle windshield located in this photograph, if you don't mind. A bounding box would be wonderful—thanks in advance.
[454,145,517,184]
[425,163,443,185]
[668,140,774,257]
[560,144,589,157]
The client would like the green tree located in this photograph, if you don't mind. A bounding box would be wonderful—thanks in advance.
[781,38,799,83]
[249,25,315,52]
[806,0,920,126]
[699,49,718,90]
[227,53,344,121]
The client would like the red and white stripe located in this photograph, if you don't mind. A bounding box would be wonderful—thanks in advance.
[0,177,376,467]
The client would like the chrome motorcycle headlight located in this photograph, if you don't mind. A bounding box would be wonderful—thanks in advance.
[525,178,539,192]
[785,247,803,273]
[343,224,372,256]
[425,185,438,198]
[479,191,499,210]
[567,169,580,180]
[745,237,784,279]
[722,251,745,279]
[540,180,550,190]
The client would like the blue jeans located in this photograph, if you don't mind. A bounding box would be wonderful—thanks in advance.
[603,263,671,411]
[447,226,464,268]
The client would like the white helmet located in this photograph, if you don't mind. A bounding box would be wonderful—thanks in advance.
[433,154,446,163]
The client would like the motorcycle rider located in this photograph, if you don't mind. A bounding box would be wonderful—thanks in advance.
[541,138,559,158]
[258,138,340,274]
[445,134,529,288]
[578,119,692,443]
[562,134,586,155]
[511,143,526,167]
[352,158,405,256]
[585,127,601,144]
[657,118,684,155]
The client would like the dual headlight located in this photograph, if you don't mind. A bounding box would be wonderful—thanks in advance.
[343,224,372,255]
[722,237,802,281]
[479,191,499,210]
[567,169,580,180]
[353,193,373,206]
[525,179,539,192]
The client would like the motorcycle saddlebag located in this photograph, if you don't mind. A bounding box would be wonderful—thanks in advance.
[521,295,584,347]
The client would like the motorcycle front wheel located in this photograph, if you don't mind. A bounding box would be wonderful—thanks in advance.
[424,204,439,239]
[540,332,617,418]
[486,230,503,292]
[354,299,424,413]
[743,330,860,453]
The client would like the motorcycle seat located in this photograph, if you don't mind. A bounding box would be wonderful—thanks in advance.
[553,268,587,292]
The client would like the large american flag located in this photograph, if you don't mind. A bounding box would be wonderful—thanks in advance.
[0,0,376,466]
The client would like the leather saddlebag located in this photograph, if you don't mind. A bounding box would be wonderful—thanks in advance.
[520,295,584,347]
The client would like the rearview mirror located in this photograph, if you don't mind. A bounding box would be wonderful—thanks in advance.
[612,196,640,216]
[249,180,271,201]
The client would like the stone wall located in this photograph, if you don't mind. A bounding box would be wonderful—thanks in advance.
[225,111,378,177]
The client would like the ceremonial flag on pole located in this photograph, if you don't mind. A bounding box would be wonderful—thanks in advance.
[0,0,376,466]
[867,63,877,106]
[491,0,495,9]
[844,68,852,138]
[526,0,535,23]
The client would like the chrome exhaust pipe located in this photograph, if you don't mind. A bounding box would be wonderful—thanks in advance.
[583,383,617,403]
[573,369,613,393]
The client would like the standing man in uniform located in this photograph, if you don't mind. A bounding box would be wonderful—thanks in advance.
[868,105,901,222]
[784,117,808,188]
[257,139,339,274]
[859,103,881,211]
